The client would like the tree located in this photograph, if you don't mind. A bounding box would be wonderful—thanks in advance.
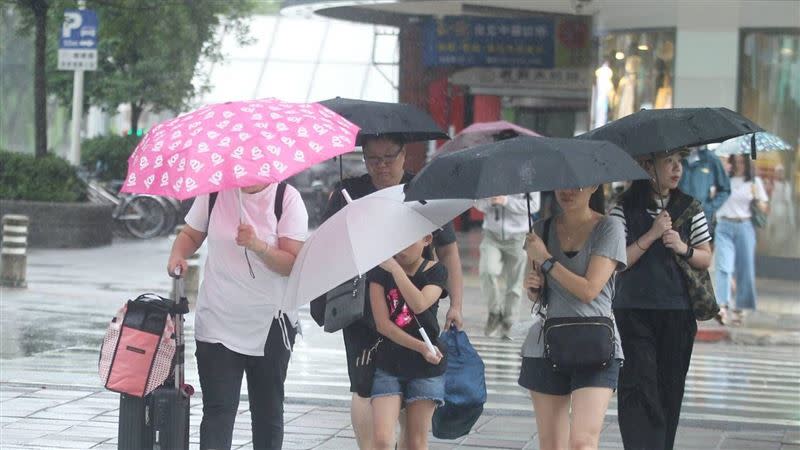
[46,0,253,134]
[8,0,50,158]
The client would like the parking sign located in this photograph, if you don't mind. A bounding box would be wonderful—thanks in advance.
[58,9,98,71]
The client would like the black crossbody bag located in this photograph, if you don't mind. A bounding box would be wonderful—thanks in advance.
[537,218,615,372]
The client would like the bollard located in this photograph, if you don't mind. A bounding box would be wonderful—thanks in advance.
[171,225,199,307]
[1,215,30,288]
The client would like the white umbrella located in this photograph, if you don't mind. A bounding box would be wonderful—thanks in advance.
[282,185,473,312]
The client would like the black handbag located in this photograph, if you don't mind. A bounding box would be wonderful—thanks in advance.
[351,337,382,398]
[543,316,615,371]
[536,218,615,372]
[323,275,367,333]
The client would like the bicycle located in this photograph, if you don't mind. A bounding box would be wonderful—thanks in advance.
[79,169,172,239]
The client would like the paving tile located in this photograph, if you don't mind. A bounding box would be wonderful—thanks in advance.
[721,438,782,450]
[785,431,800,444]
[460,436,528,449]
[306,436,360,450]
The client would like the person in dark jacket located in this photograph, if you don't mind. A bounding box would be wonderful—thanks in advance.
[609,149,713,450]
[678,146,730,234]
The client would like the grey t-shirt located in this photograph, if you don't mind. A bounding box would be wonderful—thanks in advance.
[521,216,627,359]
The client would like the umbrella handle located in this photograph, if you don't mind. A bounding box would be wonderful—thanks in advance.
[342,189,354,204]
[419,327,437,355]
[526,193,533,233]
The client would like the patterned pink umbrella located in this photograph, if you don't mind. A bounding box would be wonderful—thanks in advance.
[437,120,540,154]
[121,98,360,200]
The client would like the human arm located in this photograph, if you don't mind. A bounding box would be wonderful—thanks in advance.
[525,231,619,304]
[235,227,303,276]
[661,230,712,269]
[379,258,444,315]
[436,242,464,330]
[616,209,673,268]
[167,225,206,277]
[370,281,443,364]
[523,261,544,302]
[752,178,769,214]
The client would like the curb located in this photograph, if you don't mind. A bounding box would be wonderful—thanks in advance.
[696,326,730,342]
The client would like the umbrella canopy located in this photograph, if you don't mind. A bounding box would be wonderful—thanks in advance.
[712,131,792,156]
[282,185,472,311]
[319,97,449,145]
[438,120,540,154]
[403,136,650,202]
[121,98,360,200]
[577,107,764,158]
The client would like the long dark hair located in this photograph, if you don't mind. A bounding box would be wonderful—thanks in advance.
[729,155,753,181]
[620,179,679,212]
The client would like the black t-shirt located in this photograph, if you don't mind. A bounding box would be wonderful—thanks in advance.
[368,261,448,378]
[322,172,458,257]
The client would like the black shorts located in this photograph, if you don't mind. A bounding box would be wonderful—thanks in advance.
[343,320,379,397]
[518,357,621,396]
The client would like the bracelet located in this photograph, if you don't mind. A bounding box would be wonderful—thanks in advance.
[635,239,646,251]
[262,240,269,255]
[682,246,694,259]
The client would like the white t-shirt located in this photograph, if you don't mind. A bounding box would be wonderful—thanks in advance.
[716,176,768,220]
[185,184,308,356]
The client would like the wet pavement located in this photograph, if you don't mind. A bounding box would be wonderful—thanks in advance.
[1,236,799,448]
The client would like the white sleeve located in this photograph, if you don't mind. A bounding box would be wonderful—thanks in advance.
[754,177,769,202]
[277,186,309,241]
[184,195,210,233]
[689,210,712,246]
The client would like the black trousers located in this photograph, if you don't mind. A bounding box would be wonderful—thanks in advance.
[195,316,296,450]
[614,309,696,450]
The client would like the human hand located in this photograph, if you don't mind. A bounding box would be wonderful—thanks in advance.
[379,257,402,274]
[524,268,543,296]
[662,229,688,255]
[647,210,673,241]
[421,345,443,365]
[166,255,187,278]
[236,224,263,252]
[445,307,463,330]
[525,232,551,265]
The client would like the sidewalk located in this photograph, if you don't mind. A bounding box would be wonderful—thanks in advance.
[2,383,799,450]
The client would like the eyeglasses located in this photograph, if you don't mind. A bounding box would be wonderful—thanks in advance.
[363,148,404,166]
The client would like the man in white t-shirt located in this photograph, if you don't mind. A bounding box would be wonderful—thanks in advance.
[168,182,308,450]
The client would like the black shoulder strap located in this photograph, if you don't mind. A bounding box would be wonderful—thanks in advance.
[274,182,287,223]
[207,182,287,224]
[208,192,218,222]
[669,192,696,229]
[542,217,553,249]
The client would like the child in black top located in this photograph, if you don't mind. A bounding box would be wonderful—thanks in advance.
[368,233,448,450]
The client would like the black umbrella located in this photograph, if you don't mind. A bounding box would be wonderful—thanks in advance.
[403,136,650,231]
[319,97,450,146]
[577,107,764,159]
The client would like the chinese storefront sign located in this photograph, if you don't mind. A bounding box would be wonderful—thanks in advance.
[423,16,590,68]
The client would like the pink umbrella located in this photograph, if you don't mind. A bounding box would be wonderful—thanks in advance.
[437,120,540,154]
[121,98,360,200]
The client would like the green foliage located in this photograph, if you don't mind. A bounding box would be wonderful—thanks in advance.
[0,150,87,202]
[80,134,139,181]
[45,0,255,131]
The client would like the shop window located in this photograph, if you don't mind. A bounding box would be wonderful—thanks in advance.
[592,30,676,128]
[739,29,800,258]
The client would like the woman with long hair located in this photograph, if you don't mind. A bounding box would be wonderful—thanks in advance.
[609,149,713,450]
[521,183,626,450]
[714,154,769,325]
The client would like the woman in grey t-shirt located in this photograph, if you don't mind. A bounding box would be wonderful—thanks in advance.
[519,185,626,450]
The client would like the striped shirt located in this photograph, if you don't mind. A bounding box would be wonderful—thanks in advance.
[609,202,712,247]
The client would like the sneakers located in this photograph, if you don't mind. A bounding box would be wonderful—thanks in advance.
[485,313,501,337]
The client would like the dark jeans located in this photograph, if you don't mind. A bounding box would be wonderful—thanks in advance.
[614,309,697,450]
[195,316,296,450]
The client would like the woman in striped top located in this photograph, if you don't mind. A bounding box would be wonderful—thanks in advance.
[608,149,712,450]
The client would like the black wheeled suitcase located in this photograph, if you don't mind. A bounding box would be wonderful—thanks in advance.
[118,275,193,450]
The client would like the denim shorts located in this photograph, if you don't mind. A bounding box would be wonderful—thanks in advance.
[518,357,621,396]
[371,368,445,407]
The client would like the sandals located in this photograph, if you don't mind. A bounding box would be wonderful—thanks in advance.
[730,309,744,327]
[715,306,728,326]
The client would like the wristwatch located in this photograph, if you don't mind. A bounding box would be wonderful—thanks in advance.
[682,246,694,259]
[540,257,557,275]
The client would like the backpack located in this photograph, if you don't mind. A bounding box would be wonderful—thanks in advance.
[99,294,177,397]
[208,182,287,223]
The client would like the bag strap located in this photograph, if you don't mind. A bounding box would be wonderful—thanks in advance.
[538,218,553,310]
[207,182,287,225]
[671,193,697,230]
